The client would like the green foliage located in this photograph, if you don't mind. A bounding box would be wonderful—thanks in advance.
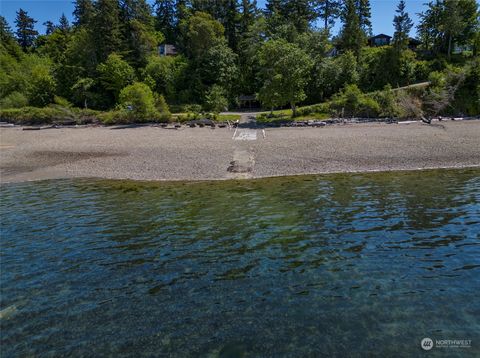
[292,103,330,118]
[198,42,238,93]
[0,0,476,120]
[97,54,136,102]
[313,50,358,101]
[182,12,224,57]
[258,39,313,113]
[183,104,202,114]
[371,85,400,117]
[0,106,98,125]
[205,85,228,112]
[155,93,170,115]
[338,0,367,55]
[330,84,381,117]
[118,82,157,117]
[0,51,56,106]
[15,8,38,50]
[392,0,413,51]
[142,55,187,101]
[0,91,28,108]
[115,82,171,123]
[53,95,72,108]
[417,0,479,57]
[71,77,94,108]
[92,0,122,62]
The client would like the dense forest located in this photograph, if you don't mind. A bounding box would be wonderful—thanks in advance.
[0,0,479,124]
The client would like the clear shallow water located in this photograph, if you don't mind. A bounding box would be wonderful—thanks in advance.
[1,169,479,357]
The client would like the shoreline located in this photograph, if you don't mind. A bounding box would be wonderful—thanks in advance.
[2,165,479,186]
[1,120,480,184]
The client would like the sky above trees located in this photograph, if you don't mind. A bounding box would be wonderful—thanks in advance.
[1,0,426,37]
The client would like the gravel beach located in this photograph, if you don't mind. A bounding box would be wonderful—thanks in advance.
[1,120,480,183]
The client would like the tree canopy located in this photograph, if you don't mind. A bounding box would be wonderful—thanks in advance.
[0,0,478,117]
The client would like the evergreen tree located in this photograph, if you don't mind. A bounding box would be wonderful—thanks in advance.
[338,0,365,56]
[58,13,71,32]
[265,0,282,18]
[1,15,23,58]
[393,0,413,51]
[265,0,317,33]
[120,0,153,24]
[176,0,190,25]
[417,0,479,56]
[155,0,176,43]
[191,0,222,19]
[239,0,257,33]
[316,0,341,30]
[43,21,56,35]
[284,0,318,32]
[356,0,372,36]
[1,15,14,41]
[119,0,159,68]
[73,0,95,26]
[224,0,239,50]
[92,0,123,62]
[15,9,38,50]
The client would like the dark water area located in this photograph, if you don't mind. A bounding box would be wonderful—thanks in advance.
[1,169,479,357]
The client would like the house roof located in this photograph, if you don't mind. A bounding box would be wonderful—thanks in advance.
[369,33,392,40]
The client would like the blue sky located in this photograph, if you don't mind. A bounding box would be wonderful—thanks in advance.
[1,0,427,37]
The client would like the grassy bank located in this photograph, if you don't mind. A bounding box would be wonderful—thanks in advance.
[0,106,242,126]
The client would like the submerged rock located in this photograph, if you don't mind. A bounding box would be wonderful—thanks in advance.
[0,305,17,320]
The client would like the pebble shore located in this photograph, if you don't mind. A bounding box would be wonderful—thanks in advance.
[1,120,480,183]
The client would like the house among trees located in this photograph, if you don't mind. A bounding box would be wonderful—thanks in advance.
[158,44,177,56]
[368,34,421,51]
[368,34,392,47]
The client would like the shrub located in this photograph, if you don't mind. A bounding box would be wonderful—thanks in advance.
[397,91,423,118]
[0,91,28,108]
[0,106,99,125]
[204,85,228,113]
[118,82,157,119]
[97,110,130,125]
[371,85,400,117]
[155,94,171,117]
[53,95,73,108]
[330,84,381,118]
[293,103,330,117]
[183,104,202,114]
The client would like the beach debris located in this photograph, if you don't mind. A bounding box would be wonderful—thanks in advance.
[421,116,432,124]
[0,122,14,127]
[218,123,227,128]
[22,125,57,130]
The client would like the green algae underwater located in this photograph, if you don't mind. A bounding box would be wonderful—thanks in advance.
[1,168,479,356]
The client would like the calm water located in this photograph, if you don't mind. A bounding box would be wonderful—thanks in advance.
[1,169,479,357]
